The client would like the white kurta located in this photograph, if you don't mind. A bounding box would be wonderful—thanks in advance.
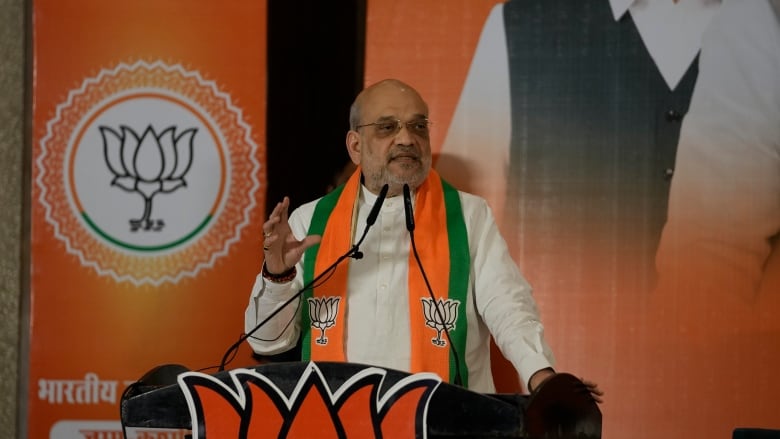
[245,185,555,393]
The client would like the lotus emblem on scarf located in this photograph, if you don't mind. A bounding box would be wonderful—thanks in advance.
[421,297,460,347]
[99,125,196,232]
[308,297,341,345]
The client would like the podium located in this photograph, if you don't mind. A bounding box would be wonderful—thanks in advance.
[121,362,600,438]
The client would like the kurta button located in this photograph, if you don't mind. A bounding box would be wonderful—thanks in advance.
[664,168,674,180]
[665,109,683,122]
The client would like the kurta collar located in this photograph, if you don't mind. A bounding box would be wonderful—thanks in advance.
[609,0,721,90]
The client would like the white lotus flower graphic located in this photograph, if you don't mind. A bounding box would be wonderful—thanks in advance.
[421,297,459,347]
[307,297,341,345]
[99,125,196,231]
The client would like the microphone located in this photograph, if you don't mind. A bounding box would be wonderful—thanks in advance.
[218,184,389,371]
[352,183,388,259]
[367,184,389,227]
[403,184,464,387]
[402,184,415,232]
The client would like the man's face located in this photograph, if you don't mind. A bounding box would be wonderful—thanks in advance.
[347,84,432,196]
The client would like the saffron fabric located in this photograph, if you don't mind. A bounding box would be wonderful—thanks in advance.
[299,169,469,384]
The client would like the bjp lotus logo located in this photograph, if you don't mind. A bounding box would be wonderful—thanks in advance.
[307,297,341,345]
[177,363,441,439]
[36,60,260,285]
[421,298,460,347]
[99,125,196,232]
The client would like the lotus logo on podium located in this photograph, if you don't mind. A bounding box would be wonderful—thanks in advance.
[177,363,440,439]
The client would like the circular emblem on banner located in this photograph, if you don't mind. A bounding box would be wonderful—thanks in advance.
[36,61,262,285]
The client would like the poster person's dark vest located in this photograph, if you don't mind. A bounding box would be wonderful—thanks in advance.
[503,0,698,295]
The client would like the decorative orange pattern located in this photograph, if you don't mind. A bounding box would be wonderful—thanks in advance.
[37,61,259,284]
[178,365,440,439]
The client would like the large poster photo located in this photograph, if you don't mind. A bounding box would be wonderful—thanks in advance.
[365,0,780,438]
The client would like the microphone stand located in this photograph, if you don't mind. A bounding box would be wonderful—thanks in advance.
[218,184,389,371]
[218,245,357,371]
[403,184,464,387]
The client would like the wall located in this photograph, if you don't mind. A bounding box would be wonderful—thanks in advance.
[0,0,25,437]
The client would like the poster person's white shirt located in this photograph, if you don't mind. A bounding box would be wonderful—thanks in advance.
[435,5,511,226]
[656,0,780,299]
[435,0,720,224]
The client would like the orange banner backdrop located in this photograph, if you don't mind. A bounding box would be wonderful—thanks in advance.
[365,1,780,438]
[364,0,497,159]
[29,1,265,437]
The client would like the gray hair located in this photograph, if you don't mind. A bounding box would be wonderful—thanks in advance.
[348,99,361,131]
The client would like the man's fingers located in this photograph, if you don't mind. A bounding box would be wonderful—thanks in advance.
[301,235,322,251]
[266,199,287,225]
[279,197,290,223]
[578,378,604,403]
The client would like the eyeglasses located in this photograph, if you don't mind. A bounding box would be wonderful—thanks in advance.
[355,118,432,138]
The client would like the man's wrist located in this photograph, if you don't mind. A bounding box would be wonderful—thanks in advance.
[528,367,556,393]
[262,263,296,283]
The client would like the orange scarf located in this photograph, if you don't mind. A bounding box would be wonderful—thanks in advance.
[301,168,469,385]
